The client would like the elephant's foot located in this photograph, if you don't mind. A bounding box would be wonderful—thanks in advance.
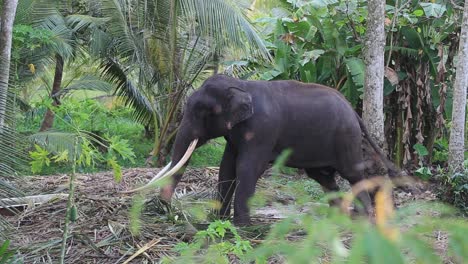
[215,210,232,221]
[233,215,252,226]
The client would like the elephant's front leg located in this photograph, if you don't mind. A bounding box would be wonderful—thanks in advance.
[217,143,237,218]
[233,147,271,225]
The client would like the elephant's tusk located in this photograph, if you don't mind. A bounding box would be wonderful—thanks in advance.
[120,162,172,194]
[155,138,198,181]
[148,162,172,184]
[120,139,198,194]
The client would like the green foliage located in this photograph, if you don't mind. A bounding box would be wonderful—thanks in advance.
[29,134,135,175]
[0,240,16,264]
[437,170,468,215]
[190,138,226,167]
[129,195,145,235]
[271,148,292,176]
[170,220,252,263]
[20,98,146,173]
[232,0,372,106]
[29,144,51,174]
[11,24,54,75]
[415,167,432,180]
[106,135,136,164]
[413,143,432,180]
[433,138,449,164]
[12,24,53,52]
[166,203,467,264]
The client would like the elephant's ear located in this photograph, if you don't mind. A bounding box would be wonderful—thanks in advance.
[227,86,254,127]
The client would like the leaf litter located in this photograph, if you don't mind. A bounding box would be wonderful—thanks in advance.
[4,167,457,263]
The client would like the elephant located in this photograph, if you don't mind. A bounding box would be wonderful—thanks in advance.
[127,74,398,225]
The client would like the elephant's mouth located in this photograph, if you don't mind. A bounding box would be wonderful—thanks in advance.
[121,139,199,194]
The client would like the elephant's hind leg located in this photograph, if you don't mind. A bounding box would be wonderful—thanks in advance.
[334,136,373,216]
[305,167,340,206]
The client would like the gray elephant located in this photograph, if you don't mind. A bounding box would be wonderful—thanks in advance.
[128,74,397,225]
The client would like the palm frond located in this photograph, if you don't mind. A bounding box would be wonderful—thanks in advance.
[15,0,58,25]
[0,89,27,239]
[100,58,154,125]
[28,131,79,157]
[66,14,111,32]
[40,14,75,60]
[59,75,113,97]
[386,46,420,59]
[179,0,270,60]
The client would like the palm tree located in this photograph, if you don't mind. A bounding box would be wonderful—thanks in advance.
[37,10,92,131]
[94,0,270,165]
[0,0,25,239]
[0,0,19,128]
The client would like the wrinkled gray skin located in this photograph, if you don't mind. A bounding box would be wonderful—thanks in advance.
[160,74,396,225]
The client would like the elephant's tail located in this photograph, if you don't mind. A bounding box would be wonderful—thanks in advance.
[355,113,400,178]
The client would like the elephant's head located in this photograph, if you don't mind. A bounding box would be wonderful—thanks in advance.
[124,75,254,199]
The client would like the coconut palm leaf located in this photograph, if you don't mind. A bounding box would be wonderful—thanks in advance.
[179,0,269,59]
[58,75,113,97]
[15,0,58,25]
[100,58,154,125]
[39,14,75,60]
[66,14,111,32]
[0,92,27,239]
[28,131,80,158]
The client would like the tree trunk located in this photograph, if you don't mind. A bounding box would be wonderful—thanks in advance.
[0,0,19,129]
[448,0,468,172]
[362,0,386,148]
[40,54,64,132]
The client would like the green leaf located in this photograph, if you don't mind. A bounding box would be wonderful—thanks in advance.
[348,233,365,263]
[401,234,441,264]
[413,143,429,156]
[70,205,78,222]
[344,58,365,88]
[413,9,424,17]
[107,135,136,163]
[420,3,447,18]
[271,149,292,176]
[415,167,432,180]
[52,150,69,163]
[364,230,405,264]
[341,78,359,107]
[0,240,14,264]
[129,195,145,235]
[307,0,339,8]
[300,49,325,66]
[0,240,10,258]
[29,144,51,173]
[107,158,122,183]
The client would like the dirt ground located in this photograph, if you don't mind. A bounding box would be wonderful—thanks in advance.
[3,167,456,263]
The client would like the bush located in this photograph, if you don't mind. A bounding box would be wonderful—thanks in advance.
[163,203,467,264]
[18,98,152,174]
[436,169,468,215]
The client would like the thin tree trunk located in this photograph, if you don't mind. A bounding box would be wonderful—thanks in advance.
[362,0,386,148]
[0,0,19,129]
[448,0,468,172]
[40,54,64,131]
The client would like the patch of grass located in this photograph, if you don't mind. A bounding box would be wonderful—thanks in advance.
[190,137,226,167]
[268,175,325,204]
